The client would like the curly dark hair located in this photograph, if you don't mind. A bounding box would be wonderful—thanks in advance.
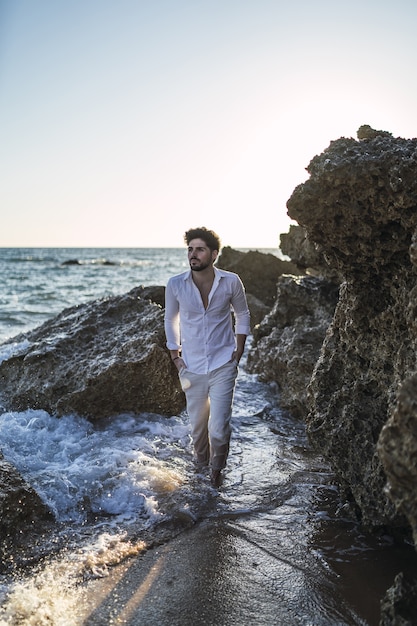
[184,227,221,252]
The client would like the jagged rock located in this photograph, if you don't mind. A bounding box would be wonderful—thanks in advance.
[279,224,322,271]
[247,275,338,418]
[0,454,53,537]
[378,374,417,544]
[378,230,417,546]
[0,286,185,419]
[217,246,301,308]
[280,224,342,283]
[286,127,417,529]
[357,124,393,140]
[245,293,271,329]
[380,572,417,625]
[287,132,417,282]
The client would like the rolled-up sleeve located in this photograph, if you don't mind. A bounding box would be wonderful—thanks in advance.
[232,277,251,336]
[164,278,181,350]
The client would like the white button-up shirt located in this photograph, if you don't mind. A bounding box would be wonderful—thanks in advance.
[164,267,251,374]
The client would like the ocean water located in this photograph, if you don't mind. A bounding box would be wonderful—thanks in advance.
[0,248,415,625]
[0,247,189,343]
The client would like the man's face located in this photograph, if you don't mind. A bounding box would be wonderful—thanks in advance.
[187,238,218,272]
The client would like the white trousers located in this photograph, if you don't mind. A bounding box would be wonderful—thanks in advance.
[179,360,238,471]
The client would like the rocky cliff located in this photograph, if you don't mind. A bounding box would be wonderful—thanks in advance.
[243,127,417,620]
[283,127,417,619]
[285,127,417,534]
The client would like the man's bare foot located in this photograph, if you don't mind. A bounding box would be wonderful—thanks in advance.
[210,469,222,487]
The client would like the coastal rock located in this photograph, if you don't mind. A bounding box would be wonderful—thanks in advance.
[356,124,393,140]
[217,246,301,308]
[380,572,417,625]
[0,286,185,420]
[279,224,322,272]
[247,275,339,418]
[245,293,271,330]
[378,242,417,546]
[286,127,417,530]
[279,224,342,283]
[0,454,53,539]
[244,226,340,420]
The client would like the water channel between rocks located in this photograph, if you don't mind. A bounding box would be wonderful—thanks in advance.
[0,366,416,626]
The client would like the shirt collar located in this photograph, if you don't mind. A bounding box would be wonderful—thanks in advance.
[183,266,223,281]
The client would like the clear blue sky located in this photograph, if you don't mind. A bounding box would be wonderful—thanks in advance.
[1,0,417,248]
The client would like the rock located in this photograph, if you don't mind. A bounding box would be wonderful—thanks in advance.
[280,224,342,283]
[0,454,53,537]
[380,572,417,625]
[245,293,271,329]
[357,124,393,140]
[244,227,340,421]
[286,127,417,529]
[247,275,339,418]
[378,300,417,544]
[287,132,417,282]
[217,246,302,308]
[61,258,116,266]
[306,279,408,526]
[279,224,322,271]
[0,286,185,419]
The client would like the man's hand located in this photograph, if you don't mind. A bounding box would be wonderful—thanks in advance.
[173,356,185,370]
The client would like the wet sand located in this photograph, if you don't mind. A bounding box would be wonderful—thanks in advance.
[80,520,309,626]
[78,514,369,626]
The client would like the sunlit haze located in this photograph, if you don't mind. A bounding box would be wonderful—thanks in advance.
[1,0,417,249]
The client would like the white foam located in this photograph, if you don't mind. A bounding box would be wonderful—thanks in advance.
[0,340,31,365]
[0,410,190,525]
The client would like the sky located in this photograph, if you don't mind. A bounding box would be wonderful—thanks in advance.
[1,0,417,249]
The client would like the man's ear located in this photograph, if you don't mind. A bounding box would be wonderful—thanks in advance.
[212,249,218,263]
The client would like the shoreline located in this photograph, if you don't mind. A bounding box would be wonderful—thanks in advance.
[77,516,371,626]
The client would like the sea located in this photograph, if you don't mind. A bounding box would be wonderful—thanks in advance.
[0,247,416,625]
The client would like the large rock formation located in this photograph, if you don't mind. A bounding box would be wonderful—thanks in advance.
[0,286,185,420]
[245,224,340,417]
[247,275,339,418]
[217,246,301,306]
[280,224,342,283]
[217,246,304,330]
[285,128,417,533]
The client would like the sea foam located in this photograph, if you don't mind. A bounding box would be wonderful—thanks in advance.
[0,409,191,526]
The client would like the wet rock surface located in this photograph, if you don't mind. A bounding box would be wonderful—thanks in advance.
[0,454,53,543]
[380,571,417,625]
[0,286,185,420]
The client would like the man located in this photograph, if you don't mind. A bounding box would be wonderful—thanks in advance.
[164,227,251,487]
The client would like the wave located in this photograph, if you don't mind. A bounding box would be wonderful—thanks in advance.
[0,409,193,528]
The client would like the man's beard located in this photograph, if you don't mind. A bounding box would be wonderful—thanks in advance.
[189,259,211,271]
